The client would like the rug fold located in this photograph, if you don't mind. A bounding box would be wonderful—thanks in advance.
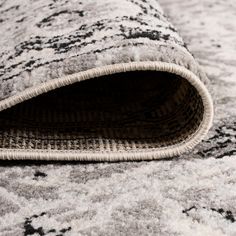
[0,0,213,161]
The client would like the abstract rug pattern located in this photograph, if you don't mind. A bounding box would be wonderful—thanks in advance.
[0,0,236,235]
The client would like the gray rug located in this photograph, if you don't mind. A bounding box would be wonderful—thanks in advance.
[0,0,213,161]
[0,0,236,235]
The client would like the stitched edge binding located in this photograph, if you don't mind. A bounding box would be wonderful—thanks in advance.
[0,61,214,161]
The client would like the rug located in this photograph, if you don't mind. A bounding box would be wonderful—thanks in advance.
[0,0,213,161]
[0,0,236,235]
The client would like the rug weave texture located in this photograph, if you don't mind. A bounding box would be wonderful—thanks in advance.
[0,0,235,235]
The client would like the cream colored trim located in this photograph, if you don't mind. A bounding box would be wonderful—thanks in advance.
[0,61,213,161]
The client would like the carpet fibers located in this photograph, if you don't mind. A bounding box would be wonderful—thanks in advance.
[0,0,236,235]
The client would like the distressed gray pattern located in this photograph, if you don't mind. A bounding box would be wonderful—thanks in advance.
[0,0,235,235]
[0,0,202,100]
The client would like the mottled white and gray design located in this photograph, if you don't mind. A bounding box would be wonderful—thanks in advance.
[0,0,203,100]
[0,0,213,160]
[0,0,235,235]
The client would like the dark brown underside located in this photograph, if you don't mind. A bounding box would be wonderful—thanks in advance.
[0,71,204,152]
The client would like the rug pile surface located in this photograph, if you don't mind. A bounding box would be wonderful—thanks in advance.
[0,0,236,235]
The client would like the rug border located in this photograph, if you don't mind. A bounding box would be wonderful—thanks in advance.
[0,61,214,161]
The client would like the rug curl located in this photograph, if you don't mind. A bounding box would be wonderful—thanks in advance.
[0,0,213,161]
